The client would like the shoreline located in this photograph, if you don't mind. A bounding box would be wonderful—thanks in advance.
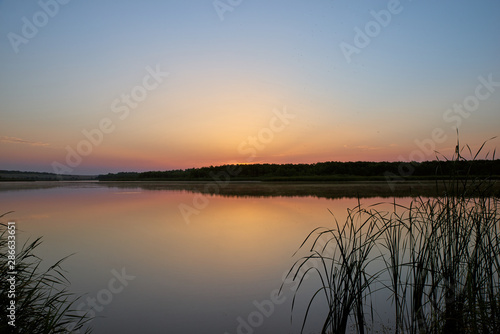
[1,179,498,199]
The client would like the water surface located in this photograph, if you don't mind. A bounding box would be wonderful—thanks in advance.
[0,181,412,333]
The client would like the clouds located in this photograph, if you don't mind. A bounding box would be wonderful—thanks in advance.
[0,136,49,147]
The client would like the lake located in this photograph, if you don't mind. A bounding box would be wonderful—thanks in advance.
[0,181,428,333]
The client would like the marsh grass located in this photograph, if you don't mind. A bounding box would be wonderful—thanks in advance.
[285,141,500,333]
[0,212,92,334]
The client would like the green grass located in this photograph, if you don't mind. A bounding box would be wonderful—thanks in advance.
[0,212,92,334]
[285,142,500,333]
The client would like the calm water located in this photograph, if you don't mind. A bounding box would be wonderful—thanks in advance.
[0,182,410,333]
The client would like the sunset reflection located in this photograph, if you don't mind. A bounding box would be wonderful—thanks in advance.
[0,183,403,333]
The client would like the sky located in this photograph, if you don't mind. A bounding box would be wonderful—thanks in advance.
[0,0,499,175]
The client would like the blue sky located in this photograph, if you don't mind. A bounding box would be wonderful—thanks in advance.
[1,0,499,174]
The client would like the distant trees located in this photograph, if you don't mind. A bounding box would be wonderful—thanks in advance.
[97,160,500,181]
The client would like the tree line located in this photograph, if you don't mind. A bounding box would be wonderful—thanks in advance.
[97,160,500,181]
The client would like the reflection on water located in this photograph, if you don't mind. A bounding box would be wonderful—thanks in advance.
[0,182,414,333]
[0,179,456,198]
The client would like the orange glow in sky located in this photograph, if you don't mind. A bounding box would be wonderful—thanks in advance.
[1,1,499,174]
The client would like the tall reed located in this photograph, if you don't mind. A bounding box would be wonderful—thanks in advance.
[285,141,500,333]
[0,212,92,334]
